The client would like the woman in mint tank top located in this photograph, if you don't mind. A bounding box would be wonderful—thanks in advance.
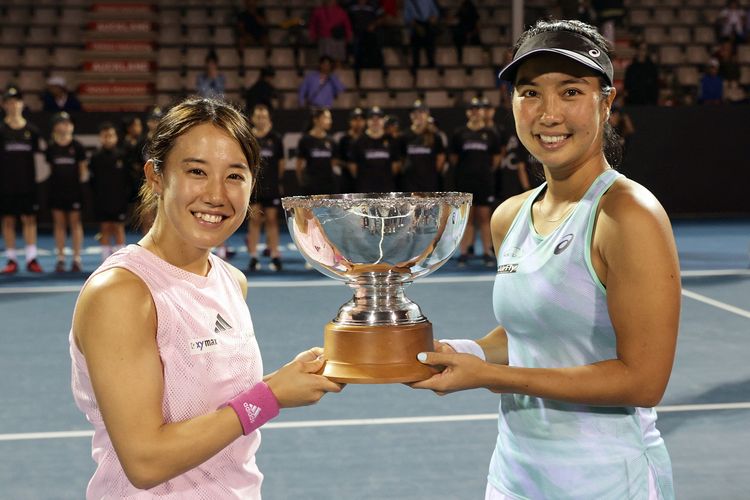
[412,20,680,500]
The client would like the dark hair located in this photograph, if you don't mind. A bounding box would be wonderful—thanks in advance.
[305,107,330,131]
[135,96,261,228]
[514,19,622,168]
[98,121,116,133]
[251,103,270,115]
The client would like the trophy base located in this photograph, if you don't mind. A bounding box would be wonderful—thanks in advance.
[322,321,438,384]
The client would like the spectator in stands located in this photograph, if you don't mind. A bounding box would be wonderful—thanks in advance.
[42,76,82,113]
[247,104,285,273]
[451,0,481,64]
[348,106,401,193]
[89,122,128,263]
[0,86,44,274]
[398,100,445,192]
[235,0,270,56]
[379,0,402,45]
[404,0,440,75]
[591,0,624,43]
[347,0,385,87]
[308,0,353,64]
[46,112,88,273]
[298,55,346,108]
[145,107,163,143]
[698,58,724,105]
[196,51,226,99]
[450,97,502,267]
[717,1,747,46]
[337,107,366,193]
[296,108,339,196]
[244,66,280,112]
[623,43,659,106]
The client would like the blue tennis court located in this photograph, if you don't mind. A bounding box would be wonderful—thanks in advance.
[1,218,748,499]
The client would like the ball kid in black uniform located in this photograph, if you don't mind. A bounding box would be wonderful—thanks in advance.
[46,112,88,272]
[348,106,401,193]
[247,104,285,272]
[450,97,502,266]
[295,108,338,196]
[337,107,366,193]
[0,86,44,274]
[398,100,445,192]
[89,122,129,262]
[120,115,148,231]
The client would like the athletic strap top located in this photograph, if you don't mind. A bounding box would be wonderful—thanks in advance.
[70,245,265,498]
[489,169,674,499]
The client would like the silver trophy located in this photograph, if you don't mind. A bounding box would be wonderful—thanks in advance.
[282,192,472,383]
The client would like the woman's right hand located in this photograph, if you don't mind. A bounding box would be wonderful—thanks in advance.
[265,347,344,408]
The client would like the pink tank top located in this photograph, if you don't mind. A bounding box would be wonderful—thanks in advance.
[70,245,265,498]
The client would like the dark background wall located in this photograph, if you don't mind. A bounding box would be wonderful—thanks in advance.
[28,104,750,221]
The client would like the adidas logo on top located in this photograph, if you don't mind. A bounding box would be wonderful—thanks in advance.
[243,402,261,423]
[214,313,232,333]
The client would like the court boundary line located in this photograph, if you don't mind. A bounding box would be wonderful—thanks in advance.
[681,288,750,320]
[1,269,749,294]
[2,402,749,442]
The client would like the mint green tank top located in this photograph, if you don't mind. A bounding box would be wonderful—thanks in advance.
[490,169,674,499]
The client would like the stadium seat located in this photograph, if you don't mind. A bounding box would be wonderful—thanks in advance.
[156,71,183,92]
[22,47,50,69]
[443,68,467,89]
[273,69,300,90]
[359,69,384,90]
[658,46,684,65]
[415,68,440,89]
[685,45,709,65]
[435,47,458,67]
[424,90,453,108]
[386,69,413,90]
[158,48,184,69]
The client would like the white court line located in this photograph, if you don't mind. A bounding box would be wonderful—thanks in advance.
[682,288,750,320]
[2,402,749,442]
[1,269,749,295]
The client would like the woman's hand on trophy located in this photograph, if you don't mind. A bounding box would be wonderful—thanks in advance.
[266,347,344,408]
[409,351,489,395]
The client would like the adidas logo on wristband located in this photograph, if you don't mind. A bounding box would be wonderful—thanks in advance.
[243,402,262,423]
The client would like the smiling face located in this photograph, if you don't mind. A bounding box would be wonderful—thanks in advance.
[147,123,253,253]
[512,53,615,174]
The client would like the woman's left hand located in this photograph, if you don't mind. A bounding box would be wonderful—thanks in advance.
[409,351,490,395]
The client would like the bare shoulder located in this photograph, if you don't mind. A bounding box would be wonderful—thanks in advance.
[224,262,249,299]
[595,177,677,265]
[73,268,155,351]
[599,177,671,229]
[491,190,536,243]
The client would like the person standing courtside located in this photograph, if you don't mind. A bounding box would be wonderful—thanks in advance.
[0,86,44,274]
[450,97,502,267]
[46,112,88,273]
[88,122,129,262]
[296,108,339,196]
[398,100,445,192]
[337,107,366,193]
[348,106,401,193]
[247,104,285,273]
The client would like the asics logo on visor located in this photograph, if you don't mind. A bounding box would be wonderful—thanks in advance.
[588,49,601,57]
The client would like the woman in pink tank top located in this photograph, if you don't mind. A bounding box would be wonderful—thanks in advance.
[70,97,342,498]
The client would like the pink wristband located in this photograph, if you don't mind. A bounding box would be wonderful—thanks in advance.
[226,382,280,435]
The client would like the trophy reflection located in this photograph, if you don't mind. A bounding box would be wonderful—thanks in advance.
[282,192,472,384]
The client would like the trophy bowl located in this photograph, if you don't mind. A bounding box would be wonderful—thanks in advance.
[282,192,472,383]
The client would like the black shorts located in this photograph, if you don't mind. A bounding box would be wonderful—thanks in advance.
[0,192,39,216]
[457,180,496,207]
[49,196,83,211]
[95,209,127,223]
[254,197,282,209]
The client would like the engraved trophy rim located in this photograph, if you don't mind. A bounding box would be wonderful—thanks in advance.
[283,191,472,327]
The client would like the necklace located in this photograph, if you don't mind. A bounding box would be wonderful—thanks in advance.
[534,200,579,223]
